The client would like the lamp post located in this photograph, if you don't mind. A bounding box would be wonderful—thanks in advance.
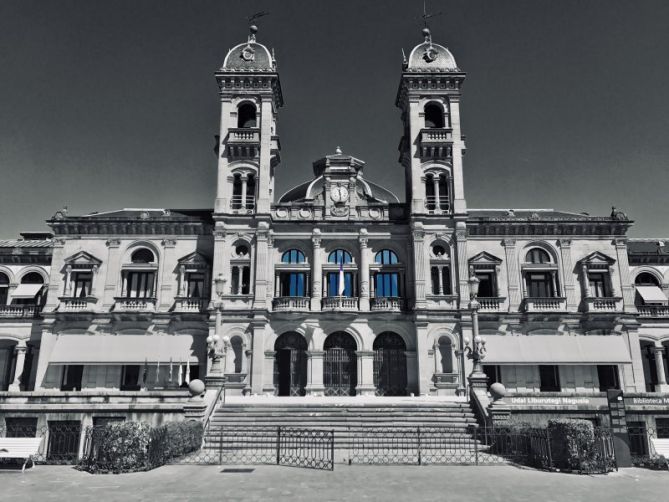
[464,272,487,390]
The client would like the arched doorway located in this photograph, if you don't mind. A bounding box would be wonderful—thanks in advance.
[0,339,17,391]
[323,332,357,396]
[373,332,407,396]
[274,332,307,396]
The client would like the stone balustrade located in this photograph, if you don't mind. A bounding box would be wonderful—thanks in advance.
[638,305,669,318]
[370,297,404,312]
[322,296,359,311]
[173,297,208,313]
[477,297,505,312]
[0,305,40,319]
[272,296,311,312]
[583,297,623,313]
[523,297,567,312]
[113,297,156,312]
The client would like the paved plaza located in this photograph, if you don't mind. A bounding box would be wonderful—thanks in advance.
[1,464,666,501]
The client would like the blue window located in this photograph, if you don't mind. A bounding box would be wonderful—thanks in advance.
[375,272,399,297]
[281,249,306,264]
[328,250,352,265]
[280,272,306,297]
[327,272,354,297]
[375,250,398,265]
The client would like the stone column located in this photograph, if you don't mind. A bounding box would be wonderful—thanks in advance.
[253,222,269,309]
[103,239,122,309]
[502,239,521,311]
[311,230,322,311]
[8,341,27,391]
[455,222,469,309]
[559,239,578,310]
[65,265,73,297]
[256,97,273,214]
[159,239,177,310]
[240,175,248,209]
[306,351,325,396]
[654,343,669,392]
[355,351,376,396]
[250,320,266,394]
[614,239,635,312]
[411,222,427,308]
[359,229,370,311]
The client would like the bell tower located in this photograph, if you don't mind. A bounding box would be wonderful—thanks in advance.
[396,27,466,216]
[214,24,283,215]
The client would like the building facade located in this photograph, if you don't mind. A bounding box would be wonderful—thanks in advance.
[1,26,668,436]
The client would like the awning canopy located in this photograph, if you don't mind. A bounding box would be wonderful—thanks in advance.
[636,286,668,304]
[49,334,203,365]
[11,284,43,299]
[483,335,632,365]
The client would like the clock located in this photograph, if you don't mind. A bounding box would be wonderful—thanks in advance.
[330,184,349,203]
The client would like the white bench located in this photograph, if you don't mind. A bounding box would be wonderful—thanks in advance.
[650,437,669,469]
[0,437,44,472]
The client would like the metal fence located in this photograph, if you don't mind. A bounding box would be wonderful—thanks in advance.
[628,426,669,468]
[0,422,83,465]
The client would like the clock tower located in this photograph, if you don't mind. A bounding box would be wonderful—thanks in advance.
[313,147,367,219]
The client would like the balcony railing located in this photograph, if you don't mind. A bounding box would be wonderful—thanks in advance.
[583,297,623,313]
[173,297,208,313]
[230,196,256,211]
[523,297,567,312]
[228,128,260,143]
[419,128,453,159]
[638,305,669,318]
[370,297,404,312]
[227,129,260,159]
[59,297,97,312]
[272,297,311,312]
[322,296,359,311]
[477,297,505,312]
[425,196,450,214]
[0,305,40,319]
[114,297,156,312]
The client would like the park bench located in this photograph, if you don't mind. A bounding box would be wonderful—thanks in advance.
[0,437,43,472]
[650,437,669,470]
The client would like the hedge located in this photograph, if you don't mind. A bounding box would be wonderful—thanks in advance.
[79,420,203,474]
[547,418,604,472]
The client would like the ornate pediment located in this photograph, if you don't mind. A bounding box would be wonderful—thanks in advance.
[580,251,615,266]
[64,251,102,268]
[469,251,502,268]
[177,252,210,268]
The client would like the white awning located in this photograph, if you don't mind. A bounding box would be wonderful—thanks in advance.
[10,284,43,299]
[483,335,632,365]
[48,334,203,365]
[636,286,668,304]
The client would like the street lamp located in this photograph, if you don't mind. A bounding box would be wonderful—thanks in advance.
[464,272,486,378]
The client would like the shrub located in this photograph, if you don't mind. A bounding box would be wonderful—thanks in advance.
[547,419,598,471]
[79,420,204,474]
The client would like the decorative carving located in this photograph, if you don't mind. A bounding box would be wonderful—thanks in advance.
[330,205,349,217]
[610,206,628,220]
[106,239,121,248]
[275,207,288,219]
[241,44,256,62]
[161,239,177,248]
[299,207,312,219]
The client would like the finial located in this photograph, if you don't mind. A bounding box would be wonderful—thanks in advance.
[419,1,441,44]
[401,48,407,65]
[335,146,342,155]
[248,24,258,43]
[422,27,431,44]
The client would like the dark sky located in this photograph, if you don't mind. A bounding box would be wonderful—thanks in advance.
[1,0,668,238]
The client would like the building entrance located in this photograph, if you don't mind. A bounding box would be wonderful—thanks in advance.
[323,332,357,396]
[373,332,407,396]
[274,332,307,396]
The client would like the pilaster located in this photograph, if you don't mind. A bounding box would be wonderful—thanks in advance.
[355,351,376,396]
[455,222,469,309]
[502,239,521,311]
[305,351,325,396]
[558,239,578,310]
[359,229,370,311]
[614,239,635,312]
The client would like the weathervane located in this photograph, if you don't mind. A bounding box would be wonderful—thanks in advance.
[246,11,269,42]
[419,1,443,43]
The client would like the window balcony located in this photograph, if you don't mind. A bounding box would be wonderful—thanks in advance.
[583,297,623,313]
[0,305,40,319]
[637,305,669,318]
[226,128,260,159]
[370,297,405,312]
[425,294,459,309]
[477,297,505,312]
[523,297,567,312]
[425,196,450,214]
[58,297,97,312]
[322,296,359,312]
[419,128,453,160]
[173,297,208,313]
[230,196,255,213]
[113,297,156,312]
[272,297,311,312]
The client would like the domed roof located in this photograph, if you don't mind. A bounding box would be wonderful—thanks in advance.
[278,176,400,205]
[405,28,459,72]
[220,26,276,72]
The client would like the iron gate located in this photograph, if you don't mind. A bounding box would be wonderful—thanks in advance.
[373,332,407,396]
[273,332,308,396]
[324,332,357,396]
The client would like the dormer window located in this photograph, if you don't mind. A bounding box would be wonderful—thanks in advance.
[237,103,257,128]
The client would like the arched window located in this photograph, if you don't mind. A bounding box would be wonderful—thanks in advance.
[282,249,306,264]
[375,250,398,265]
[232,174,243,210]
[231,242,252,295]
[526,248,551,264]
[21,272,44,284]
[424,103,445,128]
[635,272,660,287]
[131,249,155,264]
[425,173,450,212]
[0,272,9,305]
[374,250,401,298]
[438,336,453,373]
[230,336,244,374]
[237,103,257,128]
[430,244,451,296]
[328,250,352,265]
[246,173,256,209]
[13,272,45,306]
[124,249,156,299]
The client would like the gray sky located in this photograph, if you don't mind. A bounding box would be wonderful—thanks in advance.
[1,0,668,238]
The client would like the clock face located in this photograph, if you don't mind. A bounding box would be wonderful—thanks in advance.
[330,185,349,203]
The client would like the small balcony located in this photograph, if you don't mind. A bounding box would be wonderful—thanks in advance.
[523,297,567,313]
[370,297,404,312]
[322,296,359,312]
[637,305,669,318]
[0,305,40,319]
[58,297,97,312]
[583,297,623,313]
[272,297,310,312]
[226,128,260,159]
[477,297,505,312]
[113,297,156,312]
[425,196,450,214]
[419,128,453,159]
[173,297,208,313]
[230,196,255,213]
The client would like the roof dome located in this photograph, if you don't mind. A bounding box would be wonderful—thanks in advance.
[221,25,275,72]
[405,28,459,72]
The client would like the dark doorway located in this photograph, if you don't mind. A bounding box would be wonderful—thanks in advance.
[274,332,307,396]
[324,332,357,396]
[373,332,407,396]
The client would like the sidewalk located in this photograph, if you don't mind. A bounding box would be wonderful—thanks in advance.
[1,464,666,502]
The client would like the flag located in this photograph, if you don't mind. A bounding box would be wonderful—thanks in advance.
[156,360,160,385]
[169,358,173,384]
[338,260,345,296]
[186,357,191,384]
[142,359,148,388]
[177,360,183,387]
